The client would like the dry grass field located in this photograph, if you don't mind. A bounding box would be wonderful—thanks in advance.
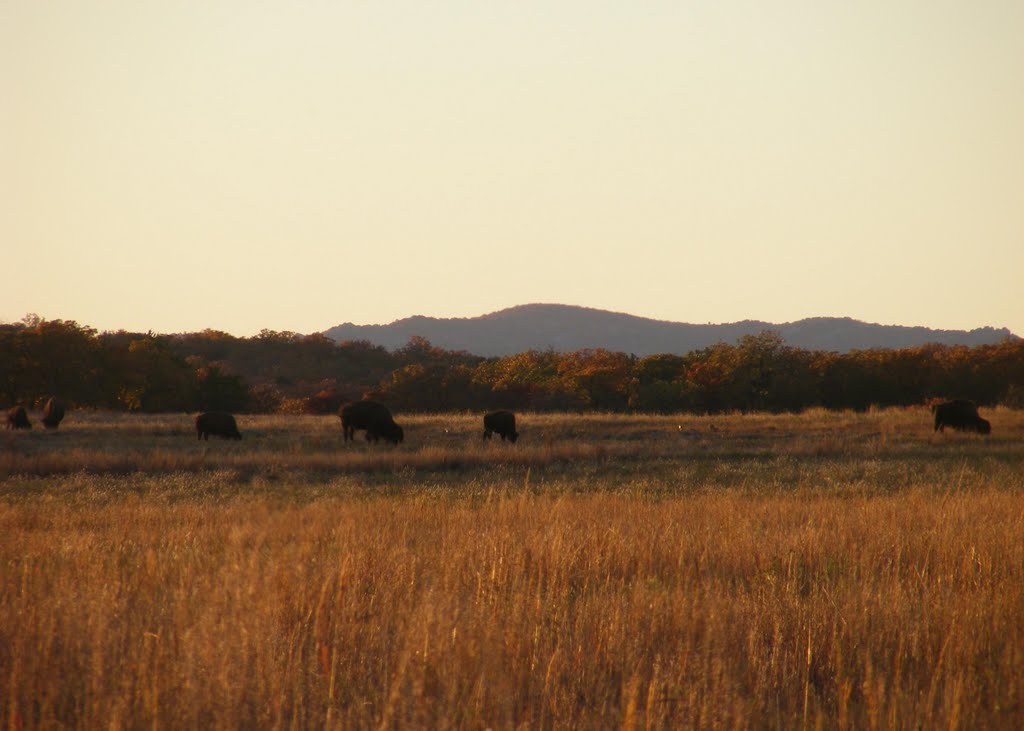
[2,407,1023,728]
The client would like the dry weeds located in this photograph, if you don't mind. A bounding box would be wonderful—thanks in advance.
[2,408,1023,728]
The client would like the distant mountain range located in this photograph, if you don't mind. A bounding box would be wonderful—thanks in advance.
[322,304,1017,357]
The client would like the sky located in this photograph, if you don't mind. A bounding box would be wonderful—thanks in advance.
[3,1,1022,337]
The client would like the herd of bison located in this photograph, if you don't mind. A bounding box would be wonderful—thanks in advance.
[3,398,993,442]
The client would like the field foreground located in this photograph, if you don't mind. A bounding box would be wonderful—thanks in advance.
[2,408,1023,728]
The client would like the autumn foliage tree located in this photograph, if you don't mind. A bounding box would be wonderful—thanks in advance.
[470,350,587,411]
[630,354,690,412]
[556,349,637,411]
[1,317,1021,414]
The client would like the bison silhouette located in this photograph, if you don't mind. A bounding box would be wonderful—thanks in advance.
[195,411,242,440]
[339,400,403,445]
[6,405,31,430]
[42,398,65,429]
[483,410,519,443]
[933,400,991,435]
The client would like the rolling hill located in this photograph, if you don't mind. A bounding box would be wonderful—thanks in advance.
[323,304,1016,357]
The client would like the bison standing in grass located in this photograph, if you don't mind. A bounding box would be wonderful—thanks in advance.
[933,400,991,435]
[483,410,519,443]
[339,400,403,445]
[42,398,66,429]
[6,405,31,430]
[195,411,242,440]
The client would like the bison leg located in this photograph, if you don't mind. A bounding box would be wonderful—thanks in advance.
[483,429,492,441]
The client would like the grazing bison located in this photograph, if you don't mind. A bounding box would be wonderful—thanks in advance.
[42,398,66,429]
[483,410,519,443]
[195,411,242,440]
[6,405,31,430]
[933,399,991,435]
[339,400,403,445]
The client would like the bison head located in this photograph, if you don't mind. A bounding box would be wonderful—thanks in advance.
[385,424,404,445]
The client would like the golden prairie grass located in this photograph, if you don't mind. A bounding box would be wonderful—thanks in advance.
[1,406,1019,481]
[2,408,1023,728]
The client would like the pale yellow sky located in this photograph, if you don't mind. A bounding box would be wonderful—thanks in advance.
[3,1,1022,337]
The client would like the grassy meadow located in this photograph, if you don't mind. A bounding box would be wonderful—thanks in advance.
[2,407,1023,728]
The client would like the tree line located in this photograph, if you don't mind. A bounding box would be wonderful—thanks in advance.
[2,316,1022,415]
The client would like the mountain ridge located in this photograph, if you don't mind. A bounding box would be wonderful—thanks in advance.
[322,304,1016,357]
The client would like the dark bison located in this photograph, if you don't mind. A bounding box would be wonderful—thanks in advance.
[195,411,242,440]
[6,405,31,430]
[933,400,991,434]
[339,400,403,445]
[42,398,66,429]
[483,410,519,443]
